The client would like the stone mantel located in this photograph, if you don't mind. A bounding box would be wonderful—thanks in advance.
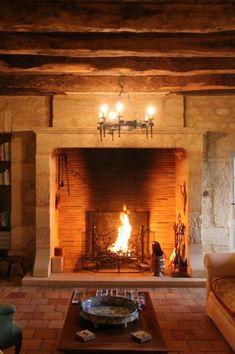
[34,127,206,151]
[34,127,206,135]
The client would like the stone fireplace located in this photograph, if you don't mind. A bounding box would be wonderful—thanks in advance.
[33,128,204,277]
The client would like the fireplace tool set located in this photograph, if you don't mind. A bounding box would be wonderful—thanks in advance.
[170,213,189,277]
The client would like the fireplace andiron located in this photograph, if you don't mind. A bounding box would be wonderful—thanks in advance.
[151,241,165,277]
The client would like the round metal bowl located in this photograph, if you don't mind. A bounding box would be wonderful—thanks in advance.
[79,295,140,326]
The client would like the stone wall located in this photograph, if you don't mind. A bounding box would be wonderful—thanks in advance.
[53,93,184,129]
[186,96,235,254]
[0,96,49,269]
[202,132,235,253]
[186,96,235,131]
[0,96,49,131]
[11,132,36,269]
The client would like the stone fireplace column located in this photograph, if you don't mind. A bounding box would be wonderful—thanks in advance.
[33,140,54,276]
[33,129,93,277]
[187,138,205,277]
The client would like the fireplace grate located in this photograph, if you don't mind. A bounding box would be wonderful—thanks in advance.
[82,225,151,273]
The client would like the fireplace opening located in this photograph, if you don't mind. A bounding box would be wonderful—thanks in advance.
[82,207,152,272]
[54,148,188,274]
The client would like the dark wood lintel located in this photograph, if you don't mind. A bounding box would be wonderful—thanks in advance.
[0,1,234,33]
[0,74,234,94]
[0,32,234,57]
[0,55,234,75]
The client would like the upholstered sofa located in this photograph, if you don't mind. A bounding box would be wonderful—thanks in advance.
[204,252,235,351]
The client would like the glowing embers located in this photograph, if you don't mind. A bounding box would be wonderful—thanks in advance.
[108,205,132,256]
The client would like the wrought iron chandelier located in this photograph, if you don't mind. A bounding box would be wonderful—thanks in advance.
[97,79,155,141]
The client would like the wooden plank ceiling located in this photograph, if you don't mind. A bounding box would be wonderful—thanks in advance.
[0,0,234,95]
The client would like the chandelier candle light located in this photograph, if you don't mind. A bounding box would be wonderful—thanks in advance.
[98,100,155,140]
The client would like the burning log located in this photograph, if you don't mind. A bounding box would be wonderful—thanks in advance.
[108,205,132,256]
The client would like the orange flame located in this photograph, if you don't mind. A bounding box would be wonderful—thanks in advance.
[108,205,132,255]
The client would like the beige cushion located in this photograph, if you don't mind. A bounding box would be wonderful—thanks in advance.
[212,277,235,315]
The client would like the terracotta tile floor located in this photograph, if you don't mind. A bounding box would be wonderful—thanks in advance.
[0,277,233,354]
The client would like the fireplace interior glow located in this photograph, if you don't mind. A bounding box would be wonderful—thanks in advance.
[52,147,188,274]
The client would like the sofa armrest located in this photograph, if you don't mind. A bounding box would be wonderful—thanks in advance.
[204,253,235,294]
[0,304,16,315]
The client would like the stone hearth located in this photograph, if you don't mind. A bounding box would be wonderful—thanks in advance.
[23,270,206,288]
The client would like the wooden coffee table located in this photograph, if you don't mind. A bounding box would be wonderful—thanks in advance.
[57,291,168,354]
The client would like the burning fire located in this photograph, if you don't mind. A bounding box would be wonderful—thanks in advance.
[108,205,132,255]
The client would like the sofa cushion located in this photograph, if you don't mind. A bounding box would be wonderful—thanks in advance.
[212,276,235,316]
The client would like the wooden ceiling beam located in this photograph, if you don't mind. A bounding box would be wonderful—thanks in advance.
[0,74,234,95]
[0,0,234,33]
[0,55,234,76]
[0,1,234,95]
[0,32,234,57]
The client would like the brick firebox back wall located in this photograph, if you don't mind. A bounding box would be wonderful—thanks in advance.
[57,148,176,272]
